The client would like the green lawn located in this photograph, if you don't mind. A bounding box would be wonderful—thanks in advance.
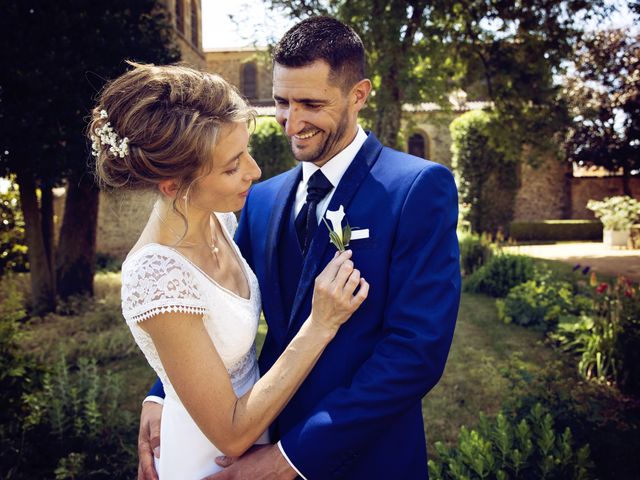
[18,268,640,479]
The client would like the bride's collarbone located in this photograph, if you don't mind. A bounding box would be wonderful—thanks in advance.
[194,246,250,299]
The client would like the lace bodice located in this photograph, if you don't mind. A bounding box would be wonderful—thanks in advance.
[121,212,262,401]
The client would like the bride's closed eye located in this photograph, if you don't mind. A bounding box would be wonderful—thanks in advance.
[224,159,240,175]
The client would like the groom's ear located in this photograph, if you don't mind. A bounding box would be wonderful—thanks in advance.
[351,79,372,112]
[158,179,180,199]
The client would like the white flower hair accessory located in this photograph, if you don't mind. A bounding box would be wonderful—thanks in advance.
[91,109,129,158]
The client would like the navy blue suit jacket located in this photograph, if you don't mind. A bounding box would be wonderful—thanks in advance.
[149,132,460,479]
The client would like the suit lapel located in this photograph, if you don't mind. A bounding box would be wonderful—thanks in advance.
[264,165,302,344]
[288,133,384,331]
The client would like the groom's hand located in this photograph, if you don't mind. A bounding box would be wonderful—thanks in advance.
[203,444,297,479]
[138,401,163,480]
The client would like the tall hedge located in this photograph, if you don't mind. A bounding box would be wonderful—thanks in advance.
[451,110,519,234]
[249,117,296,181]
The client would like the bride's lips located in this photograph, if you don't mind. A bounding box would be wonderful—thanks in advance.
[239,188,250,198]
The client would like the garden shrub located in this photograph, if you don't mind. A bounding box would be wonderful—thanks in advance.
[497,279,574,330]
[510,220,602,242]
[464,254,535,297]
[552,314,617,384]
[95,252,122,273]
[14,354,138,478]
[552,275,640,395]
[0,276,44,477]
[459,233,493,276]
[249,117,296,181]
[428,403,593,480]
[451,110,519,234]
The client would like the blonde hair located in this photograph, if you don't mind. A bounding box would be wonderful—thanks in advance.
[89,62,254,201]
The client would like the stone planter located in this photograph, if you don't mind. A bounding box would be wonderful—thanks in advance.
[603,229,630,247]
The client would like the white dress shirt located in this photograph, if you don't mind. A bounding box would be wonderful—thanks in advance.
[279,126,367,479]
[294,126,368,222]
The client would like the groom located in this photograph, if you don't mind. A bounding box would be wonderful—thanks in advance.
[139,16,460,479]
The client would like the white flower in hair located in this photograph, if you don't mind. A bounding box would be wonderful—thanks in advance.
[91,109,129,158]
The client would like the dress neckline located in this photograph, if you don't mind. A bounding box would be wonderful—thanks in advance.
[124,212,252,303]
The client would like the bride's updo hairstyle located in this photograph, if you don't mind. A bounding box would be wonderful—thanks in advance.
[89,62,254,200]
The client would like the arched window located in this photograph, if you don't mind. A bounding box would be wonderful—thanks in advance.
[241,62,258,100]
[190,0,199,46]
[175,0,184,34]
[408,132,430,159]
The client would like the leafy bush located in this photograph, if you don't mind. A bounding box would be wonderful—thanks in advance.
[95,252,122,273]
[464,254,536,297]
[586,196,640,230]
[249,117,296,181]
[0,276,44,476]
[552,275,640,394]
[14,354,137,479]
[451,110,519,234]
[429,403,593,480]
[552,314,617,384]
[0,180,29,274]
[510,220,602,242]
[497,279,574,330]
[459,233,493,276]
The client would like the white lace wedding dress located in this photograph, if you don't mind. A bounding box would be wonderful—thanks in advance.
[121,212,269,479]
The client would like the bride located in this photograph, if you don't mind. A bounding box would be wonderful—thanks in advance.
[89,62,368,479]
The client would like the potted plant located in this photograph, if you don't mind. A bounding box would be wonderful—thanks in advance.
[587,196,640,247]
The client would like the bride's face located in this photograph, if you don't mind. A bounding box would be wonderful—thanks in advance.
[190,122,261,213]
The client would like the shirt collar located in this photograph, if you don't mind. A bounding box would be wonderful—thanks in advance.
[301,126,368,187]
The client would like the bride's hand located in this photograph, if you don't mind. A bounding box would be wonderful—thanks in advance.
[310,250,369,335]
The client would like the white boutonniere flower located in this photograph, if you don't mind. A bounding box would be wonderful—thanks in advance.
[322,205,351,252]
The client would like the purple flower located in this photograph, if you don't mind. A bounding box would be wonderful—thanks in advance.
[582,266,591,275]
[572,264,581,272]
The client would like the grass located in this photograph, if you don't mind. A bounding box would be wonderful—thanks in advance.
[16,270,640,479]
[423,292,555,448]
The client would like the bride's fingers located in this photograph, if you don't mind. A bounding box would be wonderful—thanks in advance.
[319,250,352,282]
[349,278,369,308]
[342,268,361,297]
[332,259,355,290]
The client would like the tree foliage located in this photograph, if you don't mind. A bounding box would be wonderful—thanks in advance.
[563,29,640,192]
[267,0,609,160]
[249,117,296,180]
[0,181,28,274]
[0,1,180,312]
[451,110,519,234]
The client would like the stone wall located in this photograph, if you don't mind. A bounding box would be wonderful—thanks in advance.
[570,176,640,219]
[404,111,456,169]
[96,190,157,259]
[514,157,571,221]
[205,49,273,102]
[160,0,205,69]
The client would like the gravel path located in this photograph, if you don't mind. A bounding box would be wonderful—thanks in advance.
[503,242,640,282]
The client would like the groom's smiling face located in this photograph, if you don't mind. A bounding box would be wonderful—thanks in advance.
[273,60,360,167]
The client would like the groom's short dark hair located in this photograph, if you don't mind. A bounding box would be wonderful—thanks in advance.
[273,16,366,91]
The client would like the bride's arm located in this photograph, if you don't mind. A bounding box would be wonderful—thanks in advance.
[139,250,368,458]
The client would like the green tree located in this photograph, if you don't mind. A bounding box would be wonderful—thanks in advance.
[0,1,180,313]
[250,117,296,180]
[451,110,519,233]
[267,0,608,158]
[563,29,640,194]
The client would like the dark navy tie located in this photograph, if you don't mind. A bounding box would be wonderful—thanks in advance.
[295,170,333,254]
